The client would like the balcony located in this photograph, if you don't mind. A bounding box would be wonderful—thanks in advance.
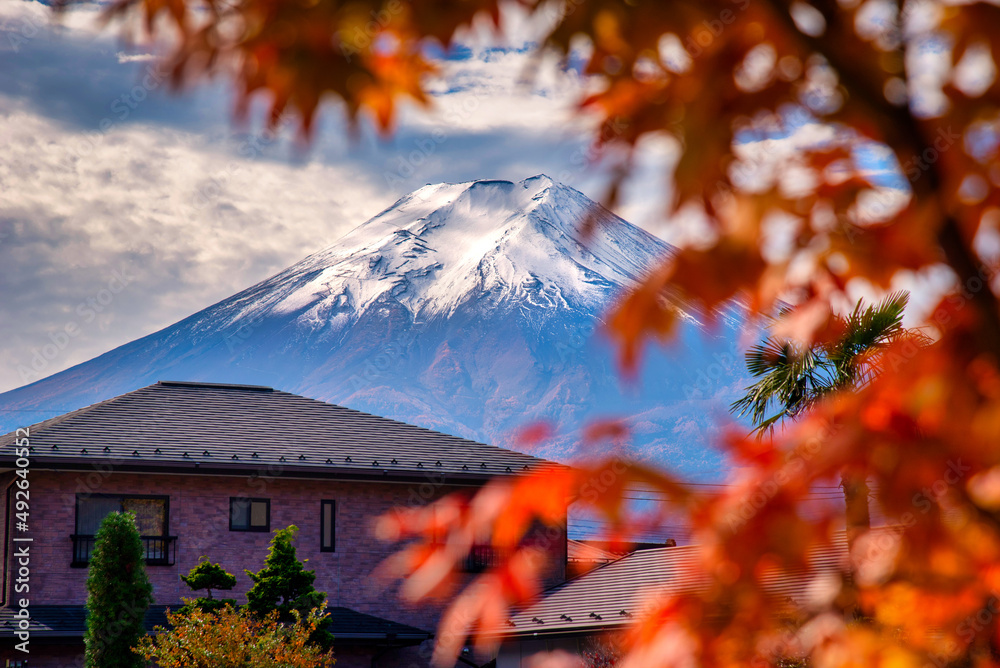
[70,534,177,567]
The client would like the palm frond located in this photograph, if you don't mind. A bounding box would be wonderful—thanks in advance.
[731,291,924,432]
[830,291,910,386]
[731,337,836,429]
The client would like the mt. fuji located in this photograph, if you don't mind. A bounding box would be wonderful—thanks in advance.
[0,176,750,477]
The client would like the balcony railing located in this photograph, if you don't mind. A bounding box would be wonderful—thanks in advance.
[71,534,177,567]
[462,544,509,573]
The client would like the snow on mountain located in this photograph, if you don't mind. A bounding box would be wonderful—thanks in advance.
[199,174,666,329]
[0,176,751,478]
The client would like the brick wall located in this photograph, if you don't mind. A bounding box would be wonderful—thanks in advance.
[0,469,13,609]
[1,467,567,667]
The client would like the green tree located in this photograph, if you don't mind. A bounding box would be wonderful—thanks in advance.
[84,511,154,668]
[179,556,238,615]
[731,292,926,545]
[244,525,332,648]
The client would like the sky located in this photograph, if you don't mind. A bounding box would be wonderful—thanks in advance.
[0,0,691,393]
[0,0,950,396]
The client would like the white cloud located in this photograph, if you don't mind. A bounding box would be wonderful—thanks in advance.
[0,0,626,392]
[0,0,928,396]
[0,103,390,388]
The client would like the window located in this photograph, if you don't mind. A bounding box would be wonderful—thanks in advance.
[320,500,335,552]
[73,494,173,566]
[230,497,270,532]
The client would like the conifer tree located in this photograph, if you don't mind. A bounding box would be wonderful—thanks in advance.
[84,511,153,668]
[179,556,238,614]
[244,525,332,648]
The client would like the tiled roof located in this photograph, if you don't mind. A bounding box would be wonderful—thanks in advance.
[0,604,431,643]
[326,606,431,641]
[499,537,850,638]
[0,604,170,638]
[0,381,558,482]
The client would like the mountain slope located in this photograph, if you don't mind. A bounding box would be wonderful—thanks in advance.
[0,176,749,477]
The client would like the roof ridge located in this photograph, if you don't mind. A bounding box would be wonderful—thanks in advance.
[157,380,274,391]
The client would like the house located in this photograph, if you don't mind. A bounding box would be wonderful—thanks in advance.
[0,381,568,668]
[493,539,850,667]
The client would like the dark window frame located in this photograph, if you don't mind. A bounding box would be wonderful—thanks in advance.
[229,497,271,532]
[72,493,174,567]
[320,500,336,552]
[74,493,171,536]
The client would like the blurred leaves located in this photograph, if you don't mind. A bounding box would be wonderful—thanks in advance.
[66,0,1000,665]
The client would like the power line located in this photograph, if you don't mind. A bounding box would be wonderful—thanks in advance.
[593,493,849,503]
[617,483,853,493]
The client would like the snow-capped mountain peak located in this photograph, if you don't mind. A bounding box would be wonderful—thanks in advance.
[236,176,670,328]
[0,175,744,480]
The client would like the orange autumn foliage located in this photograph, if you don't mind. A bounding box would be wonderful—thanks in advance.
[136,604,335,667]
[71,0,1000,665]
